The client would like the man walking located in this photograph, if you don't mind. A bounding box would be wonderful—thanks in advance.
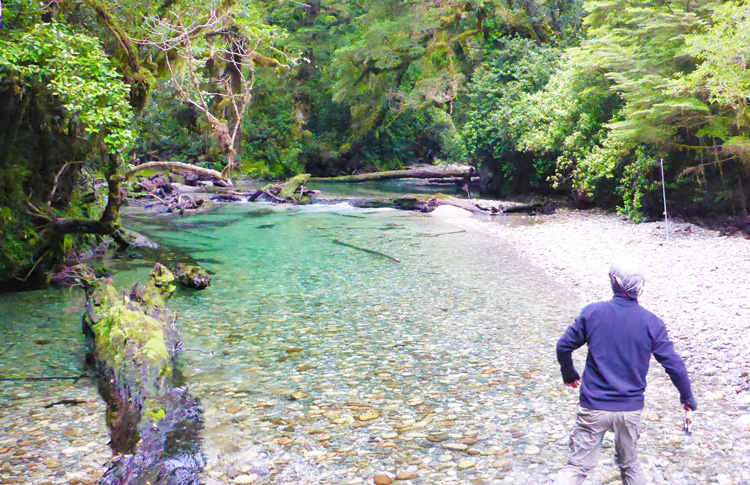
[555,258,697,484]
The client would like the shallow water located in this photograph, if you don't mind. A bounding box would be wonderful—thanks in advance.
[117,203,581,484]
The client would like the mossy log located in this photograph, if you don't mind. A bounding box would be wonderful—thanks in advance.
[83,264,204,484]
[251,173,318,204]
[311,167,475,183]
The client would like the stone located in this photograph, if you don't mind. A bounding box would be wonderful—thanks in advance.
[373,474,393,485]
[427,433,448,443]
[278,437,293,445]
[172,263,211,290]
[357,411,381,421]
[524,445,541,455]
[290,391,309,400]
[442,443,469,451]
[395,471,418,480]
[457,460,476,469]
[233,474,258,484]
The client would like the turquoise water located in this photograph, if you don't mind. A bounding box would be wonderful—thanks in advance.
[0,203,582,484]
[126,203,579,483]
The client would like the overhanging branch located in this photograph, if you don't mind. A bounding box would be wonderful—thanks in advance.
[117,161,231,184]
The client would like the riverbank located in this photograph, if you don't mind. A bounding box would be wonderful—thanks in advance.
[435,205,750,483]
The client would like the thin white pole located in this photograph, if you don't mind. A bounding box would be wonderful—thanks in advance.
[660,158,669,242]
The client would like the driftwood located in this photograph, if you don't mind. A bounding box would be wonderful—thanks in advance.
[332,239,402,263]
[83,264,204,484]
[133,172,205,214]
[311,167,475,183]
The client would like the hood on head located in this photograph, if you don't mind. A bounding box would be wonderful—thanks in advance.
[609,258,645,299]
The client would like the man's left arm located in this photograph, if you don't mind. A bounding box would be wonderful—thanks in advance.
[652,322,696,409]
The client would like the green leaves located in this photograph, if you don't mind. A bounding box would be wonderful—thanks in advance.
[0,22,135,153]
[680,1,750,127]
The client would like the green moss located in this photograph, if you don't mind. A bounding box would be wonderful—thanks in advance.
[143,406,166,423]
[88,265,175,380]
[142,264,175,307]
[279,173,311,199]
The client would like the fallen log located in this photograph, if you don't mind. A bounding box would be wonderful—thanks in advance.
[502,202,556,214]
[82,264,204,484]
[348,194,489,214]
[311,166,475,183]
[119,162,230,186]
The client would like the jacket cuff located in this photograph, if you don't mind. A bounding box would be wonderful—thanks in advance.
[561,369,580,384]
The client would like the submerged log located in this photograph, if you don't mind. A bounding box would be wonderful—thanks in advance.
[311,166,475,183]
[332,239,401,263]
[82,264,204,484]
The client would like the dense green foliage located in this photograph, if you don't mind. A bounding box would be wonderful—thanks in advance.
[507,0,750,219]
[2,0,750,285]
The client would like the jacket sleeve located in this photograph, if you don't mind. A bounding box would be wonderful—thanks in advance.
[556,313,587,384]
[651,320,693,403]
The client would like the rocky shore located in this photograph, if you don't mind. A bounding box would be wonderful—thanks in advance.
[435,206,750,484]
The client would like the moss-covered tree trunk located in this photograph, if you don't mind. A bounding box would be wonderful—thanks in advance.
[82,264,204,484]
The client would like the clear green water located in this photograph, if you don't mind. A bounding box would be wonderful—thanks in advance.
[0,203,582,483]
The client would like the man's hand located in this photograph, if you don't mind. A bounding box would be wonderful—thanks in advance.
[565,379,581,389]
[682,396,698,411]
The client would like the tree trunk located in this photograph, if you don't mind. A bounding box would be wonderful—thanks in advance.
[311,166,475,183]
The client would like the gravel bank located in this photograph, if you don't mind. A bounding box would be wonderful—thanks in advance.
[436,206,750,484]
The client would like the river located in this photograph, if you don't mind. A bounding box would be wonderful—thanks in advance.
[0,199,708,484]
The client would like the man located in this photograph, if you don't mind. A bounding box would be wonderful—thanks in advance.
[555,258,697,485]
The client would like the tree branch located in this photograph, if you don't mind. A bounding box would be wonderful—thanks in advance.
[117,161,231,184]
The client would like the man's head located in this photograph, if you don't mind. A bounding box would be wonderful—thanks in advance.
[609,258,645,299]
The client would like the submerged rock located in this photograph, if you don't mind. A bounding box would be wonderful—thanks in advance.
[173,263,211,290]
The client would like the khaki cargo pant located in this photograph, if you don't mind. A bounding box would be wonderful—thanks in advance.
[555,406,647,485]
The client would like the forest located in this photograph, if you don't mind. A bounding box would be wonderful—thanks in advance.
[2,0,750,285]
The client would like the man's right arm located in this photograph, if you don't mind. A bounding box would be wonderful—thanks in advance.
[556,313,587,384]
